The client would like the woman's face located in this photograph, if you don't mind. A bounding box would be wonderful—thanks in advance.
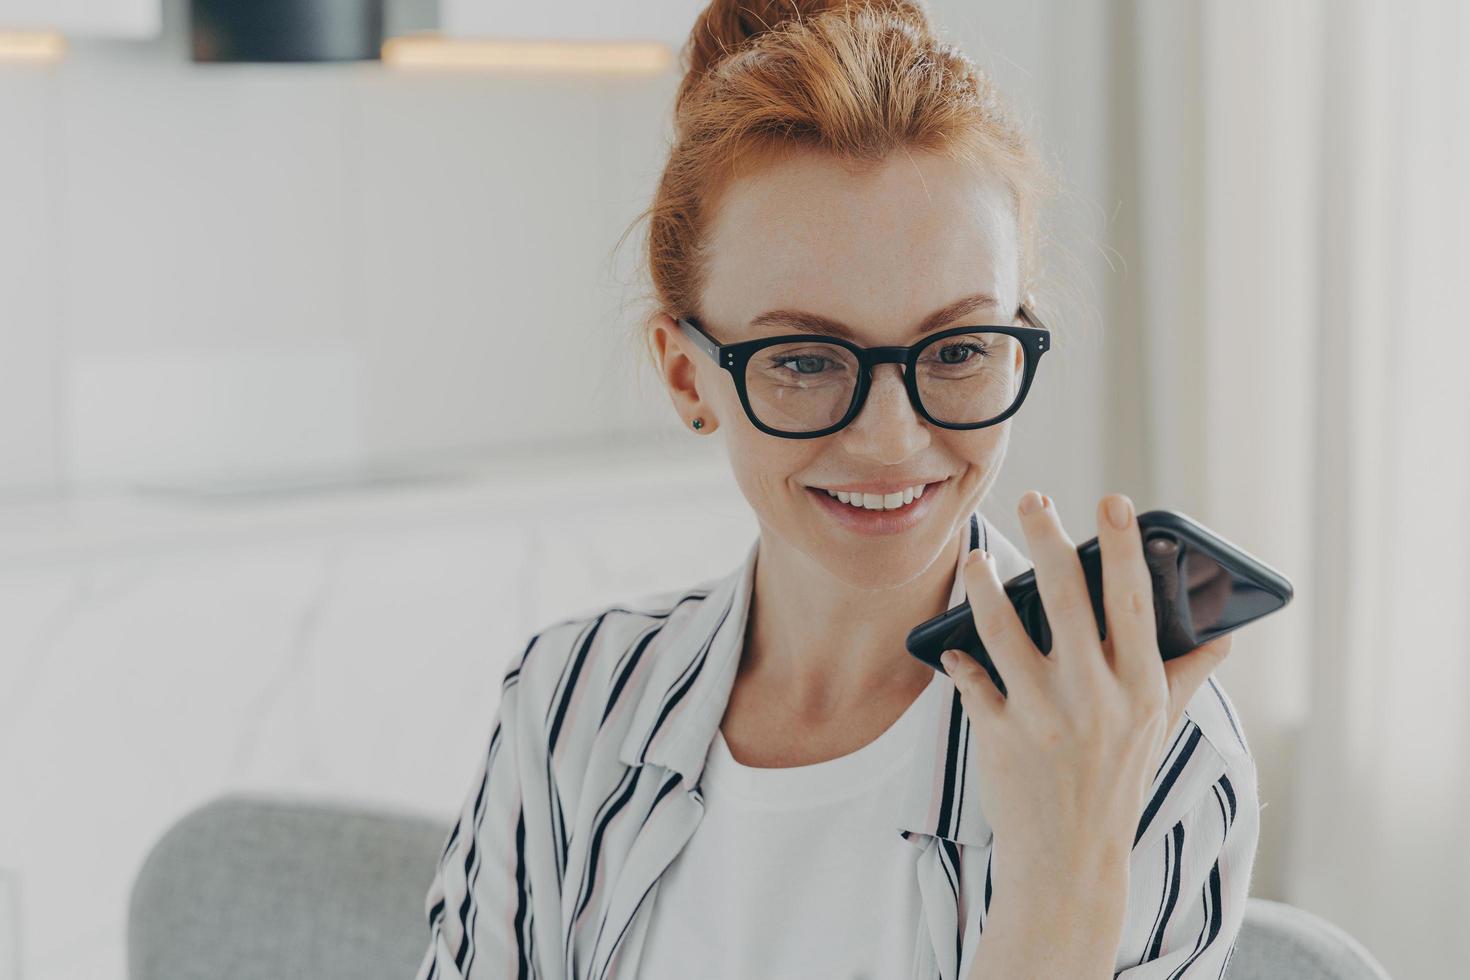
[653,148,1025,590]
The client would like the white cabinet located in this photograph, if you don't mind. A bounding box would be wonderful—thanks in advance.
[0,443,753,980]
[0,0,160,38]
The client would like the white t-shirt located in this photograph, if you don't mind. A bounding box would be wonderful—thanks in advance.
[637,669,946,980]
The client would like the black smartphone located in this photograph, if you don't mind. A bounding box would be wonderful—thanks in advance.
[905,509,1294,697]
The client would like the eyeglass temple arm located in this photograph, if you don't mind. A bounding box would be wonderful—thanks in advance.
[1018,302,1046,331]
[678,317,723,363]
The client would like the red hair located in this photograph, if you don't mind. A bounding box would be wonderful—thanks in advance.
[622,0,1057,373]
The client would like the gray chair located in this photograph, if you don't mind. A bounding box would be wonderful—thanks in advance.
[127,792,1394,980]
[128,793,448,980]
[1228,898,1393,980]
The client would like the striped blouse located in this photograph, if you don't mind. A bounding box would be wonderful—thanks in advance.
[414,505,1260,980]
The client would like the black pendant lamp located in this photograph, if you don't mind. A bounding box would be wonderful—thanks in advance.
[191,0,385,63]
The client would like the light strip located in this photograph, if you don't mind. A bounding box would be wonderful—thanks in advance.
[382,33,672,74]
[0,30,66,63]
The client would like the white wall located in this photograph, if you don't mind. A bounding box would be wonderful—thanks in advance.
[0,0,681,497]
[0,0,160,38]
[0,0,1113,527]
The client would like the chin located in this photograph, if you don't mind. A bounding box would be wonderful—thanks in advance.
[797,504,958,591]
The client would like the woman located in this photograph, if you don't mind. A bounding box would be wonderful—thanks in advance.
[416,1,1258,978]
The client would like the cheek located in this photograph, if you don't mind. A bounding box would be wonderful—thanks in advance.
[951,423,1009,468]
[946,426,1010,502]
[724,429,821,500]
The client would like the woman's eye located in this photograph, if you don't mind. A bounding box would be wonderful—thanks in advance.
[771,355,833,374]
[931,342,990,364]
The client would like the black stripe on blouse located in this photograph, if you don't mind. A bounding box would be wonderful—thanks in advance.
[1136,723,1202,847]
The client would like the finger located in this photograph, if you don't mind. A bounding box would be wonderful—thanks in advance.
[1161,633,1234,732]
[1017,490,1105,667]
[1096,493,1160,686]
[962,545,1047,701]
[940,648,1005,721]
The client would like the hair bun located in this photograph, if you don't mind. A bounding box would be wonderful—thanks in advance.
[680,0,934,96]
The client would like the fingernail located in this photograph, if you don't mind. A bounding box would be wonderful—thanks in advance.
[1106,494,1132,530]
[1019,490,1043,515]
[940,651,956,671]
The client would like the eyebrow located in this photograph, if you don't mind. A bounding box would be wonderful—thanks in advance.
[746,292,1004,342]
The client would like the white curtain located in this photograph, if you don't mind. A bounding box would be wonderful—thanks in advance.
[1124,1,1469,976]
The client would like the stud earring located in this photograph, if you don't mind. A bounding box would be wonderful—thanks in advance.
[690,418,705,431]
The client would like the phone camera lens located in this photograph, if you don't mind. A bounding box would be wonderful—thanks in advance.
[1144,531,1179,554]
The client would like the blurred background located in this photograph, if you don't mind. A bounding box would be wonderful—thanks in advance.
[0,0,1463,978]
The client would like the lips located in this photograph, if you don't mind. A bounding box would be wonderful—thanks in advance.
[804,477,947,535]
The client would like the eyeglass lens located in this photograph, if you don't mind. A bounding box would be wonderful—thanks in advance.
[744,332,1023,433]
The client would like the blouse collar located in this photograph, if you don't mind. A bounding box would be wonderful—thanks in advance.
[615,505,1032,847]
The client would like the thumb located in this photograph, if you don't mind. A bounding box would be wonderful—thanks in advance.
[940,649,1005,721]
[1161,633,1233,731]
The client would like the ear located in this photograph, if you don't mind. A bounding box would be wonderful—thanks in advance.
[650,313,720,434]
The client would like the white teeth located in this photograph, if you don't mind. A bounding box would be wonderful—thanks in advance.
[823,482,931,511]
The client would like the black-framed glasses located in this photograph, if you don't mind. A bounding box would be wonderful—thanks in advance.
[677,303,1051,439]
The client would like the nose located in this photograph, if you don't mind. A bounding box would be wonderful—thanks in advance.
[840,362,930,456]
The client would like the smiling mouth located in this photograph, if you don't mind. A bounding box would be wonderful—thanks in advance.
[807,477,948,512]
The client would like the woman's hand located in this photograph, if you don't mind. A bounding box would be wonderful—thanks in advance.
[939,490,1233,892]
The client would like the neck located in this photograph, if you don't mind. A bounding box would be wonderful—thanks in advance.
[739,521,964,718]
